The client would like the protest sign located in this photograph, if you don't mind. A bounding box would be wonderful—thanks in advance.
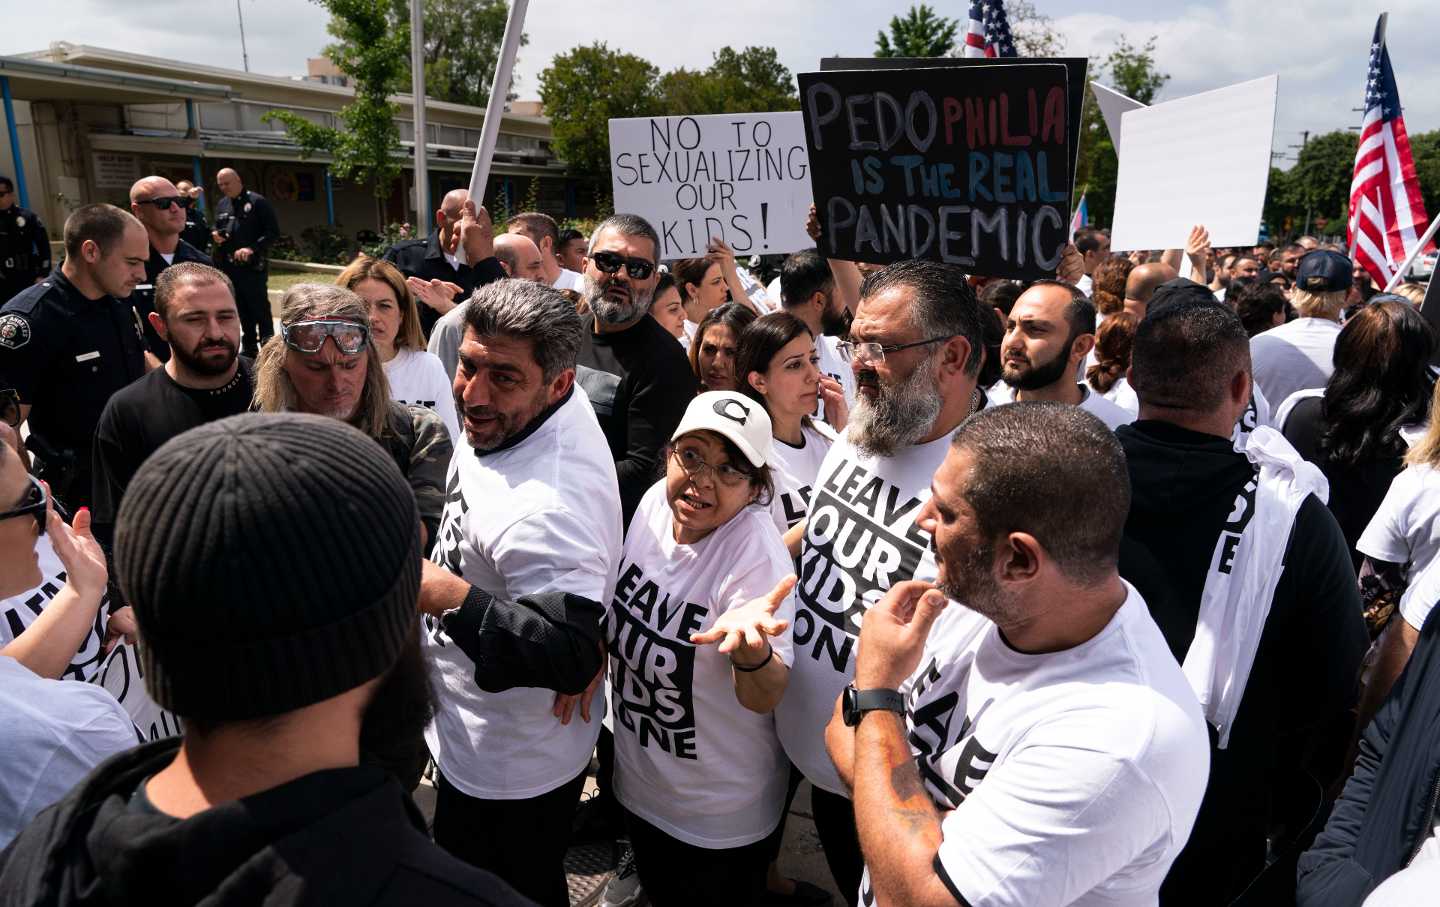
[820,56,1088,189]
[798,63,1071,280]
[609,112,814,260]
[1090,82,1145,153]
[92,641,182,743]
[1110,75,1279,252]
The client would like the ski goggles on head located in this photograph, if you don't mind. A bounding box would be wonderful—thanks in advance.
[281,319,370,354]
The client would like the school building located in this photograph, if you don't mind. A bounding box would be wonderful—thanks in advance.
[0,43,591,247]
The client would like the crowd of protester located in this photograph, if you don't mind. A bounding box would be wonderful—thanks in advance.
[1,163,1440,907]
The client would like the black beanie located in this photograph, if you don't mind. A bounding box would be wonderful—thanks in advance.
[115,412,422,721]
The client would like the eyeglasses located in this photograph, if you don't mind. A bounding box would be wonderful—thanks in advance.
[671,446,752,488]
[136,195,194,211]
[281,319,370,354]
[835,335,956,365]
[0,475,47,536]
[0,389,19,428]
[591,250,656,281]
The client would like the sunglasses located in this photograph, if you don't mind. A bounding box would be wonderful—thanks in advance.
[0,475,47,536]
[591,250,656,281]
[281,319,370,354]
[0,389,18,428]
[137,195,194,211]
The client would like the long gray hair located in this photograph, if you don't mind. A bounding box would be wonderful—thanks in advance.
[252,283,393,439]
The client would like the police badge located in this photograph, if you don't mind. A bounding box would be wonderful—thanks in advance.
[0,313,31,350]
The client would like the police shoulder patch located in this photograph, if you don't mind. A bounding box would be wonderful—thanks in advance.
[0,313,31,350]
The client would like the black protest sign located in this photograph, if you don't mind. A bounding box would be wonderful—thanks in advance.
[1423,277,1440,365]
[799,63,1071,280]
[820,56,1088,192]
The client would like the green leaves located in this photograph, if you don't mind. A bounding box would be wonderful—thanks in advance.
[875,4,959,58]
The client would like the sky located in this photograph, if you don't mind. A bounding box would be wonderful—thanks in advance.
[7,0,1437,166]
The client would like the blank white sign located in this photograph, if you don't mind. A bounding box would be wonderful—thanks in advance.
[1110,75,1279,252]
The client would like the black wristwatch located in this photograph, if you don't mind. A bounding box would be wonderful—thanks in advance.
[842,685,905,727]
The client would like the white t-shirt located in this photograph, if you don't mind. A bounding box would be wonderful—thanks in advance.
[423,385,622,799]
[553,268,584,293]
[857,584,1209,907]
[814,334,858,427]
[159,251,175,265]
[1076,273,1093,296]
[776,431,953,796]
[1099,376,1139,416]
[682,319,700,351]
[1249,317,1342,409]
[986,382,1135,431]
[384,347,460,442]
[609,482,794,848]
[768,421,837,532]
[0,655,136,847]
[0,536,106,682]
[1357,464,1440,630]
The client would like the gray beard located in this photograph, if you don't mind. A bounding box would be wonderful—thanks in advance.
[847,352,944,458]
[585,274,653,326]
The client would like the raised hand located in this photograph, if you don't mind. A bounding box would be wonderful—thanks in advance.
[690,575,796,667]
[47,500,106,599]
[854,580,948,689]
[457,199,495,265]
[406,276,464,315]
[819,376,848,430]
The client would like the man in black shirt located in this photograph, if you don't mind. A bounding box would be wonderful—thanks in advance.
[1117,293,1366,904]
[174,180,212,254]
[129,175,213,361]
[213,167,279,358]
[91,262,252,553]
[384,189,486,338]
[573,213,696,527]
[0,174,50,304]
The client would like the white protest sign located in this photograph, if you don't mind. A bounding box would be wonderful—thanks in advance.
[1090,82,1145,154]
[609,112,814,260]
[91,642,182,743]
[1110,75,1278,252]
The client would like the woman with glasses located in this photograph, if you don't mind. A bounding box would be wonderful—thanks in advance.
[252,283,452,550]
[336,256,459,442]
[689,303,757,393]
[737,312,841,547]
[607,390,795,907]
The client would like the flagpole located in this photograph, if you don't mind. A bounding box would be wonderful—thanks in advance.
[1383,209,1440,292]
[409,0,429,237]
[468,0,528,204]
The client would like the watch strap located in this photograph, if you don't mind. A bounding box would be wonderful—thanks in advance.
[852,688,905,715]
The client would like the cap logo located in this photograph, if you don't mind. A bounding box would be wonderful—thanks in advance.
[712,397,750,425]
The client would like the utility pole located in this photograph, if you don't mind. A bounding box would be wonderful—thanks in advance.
[410,0,429,236]
[1288,130,1311,235]
[236,0,251,73]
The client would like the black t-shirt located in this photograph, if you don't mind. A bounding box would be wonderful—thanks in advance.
[575,315,697,527]
[1282,394,1406,571]
[1115,420,1368,903]
[91,359,254,547]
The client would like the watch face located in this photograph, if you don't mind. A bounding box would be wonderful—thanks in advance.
[842,686,860,727]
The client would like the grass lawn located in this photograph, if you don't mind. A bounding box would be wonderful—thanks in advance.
[267,269,342,293]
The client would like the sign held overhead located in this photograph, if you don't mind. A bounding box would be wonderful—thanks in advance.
[798,63,1071,280]
[609,112,814,260]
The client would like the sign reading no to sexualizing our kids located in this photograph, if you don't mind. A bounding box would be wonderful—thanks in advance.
[799,63,1071,280]
[609,112,815,261]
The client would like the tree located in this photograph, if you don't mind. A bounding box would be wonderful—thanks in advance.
[1409,129,1440,225]
[407,0,525,108]
[539,43,660,178]
[876,4,958,58]
[656,47,799,116]
[265,0,408,227]
[1072,35,1169,228]
[1006,0,1065,58]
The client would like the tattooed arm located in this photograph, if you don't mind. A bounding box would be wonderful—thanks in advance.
[854,709,966,907]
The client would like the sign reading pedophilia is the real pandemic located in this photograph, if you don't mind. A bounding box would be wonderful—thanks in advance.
[609,112,815,260]
[799,63,1071,280]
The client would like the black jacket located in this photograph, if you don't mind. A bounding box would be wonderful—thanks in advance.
[0,739,534,906]
[382,234,497,338]
[1117,420,1367,904]
[214,189,279,272]
[1297,604,1440,905]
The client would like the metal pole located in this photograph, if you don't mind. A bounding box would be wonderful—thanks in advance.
[325,168,336,227]
[467,0,528,203]
[236,0,251,73]
[1384,209,1440,292]
[0,77,29,210]
[409,0,429,237]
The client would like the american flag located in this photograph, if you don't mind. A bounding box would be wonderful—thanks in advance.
[963,0,1018,58]
[1348,13,1431,287]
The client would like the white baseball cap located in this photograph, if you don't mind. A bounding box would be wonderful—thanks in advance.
[670,391,774,467]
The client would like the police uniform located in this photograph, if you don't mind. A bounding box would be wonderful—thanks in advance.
[383,232,489,338]
[131,238,214,361]
[214,187,280,356]
[0,204,51,306]
[0,271,148,508]
[181,204,212,256]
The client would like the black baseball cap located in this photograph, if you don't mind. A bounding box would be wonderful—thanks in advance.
[1146,278,1217,314]
[1296,250,1353,293]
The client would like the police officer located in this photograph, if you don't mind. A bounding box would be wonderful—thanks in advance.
[0,204,149,508]
[175,179,213,254]
[0,175,51,305]
[382,188,492,338]
[130,175,213,361]
[213,167,279,357]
